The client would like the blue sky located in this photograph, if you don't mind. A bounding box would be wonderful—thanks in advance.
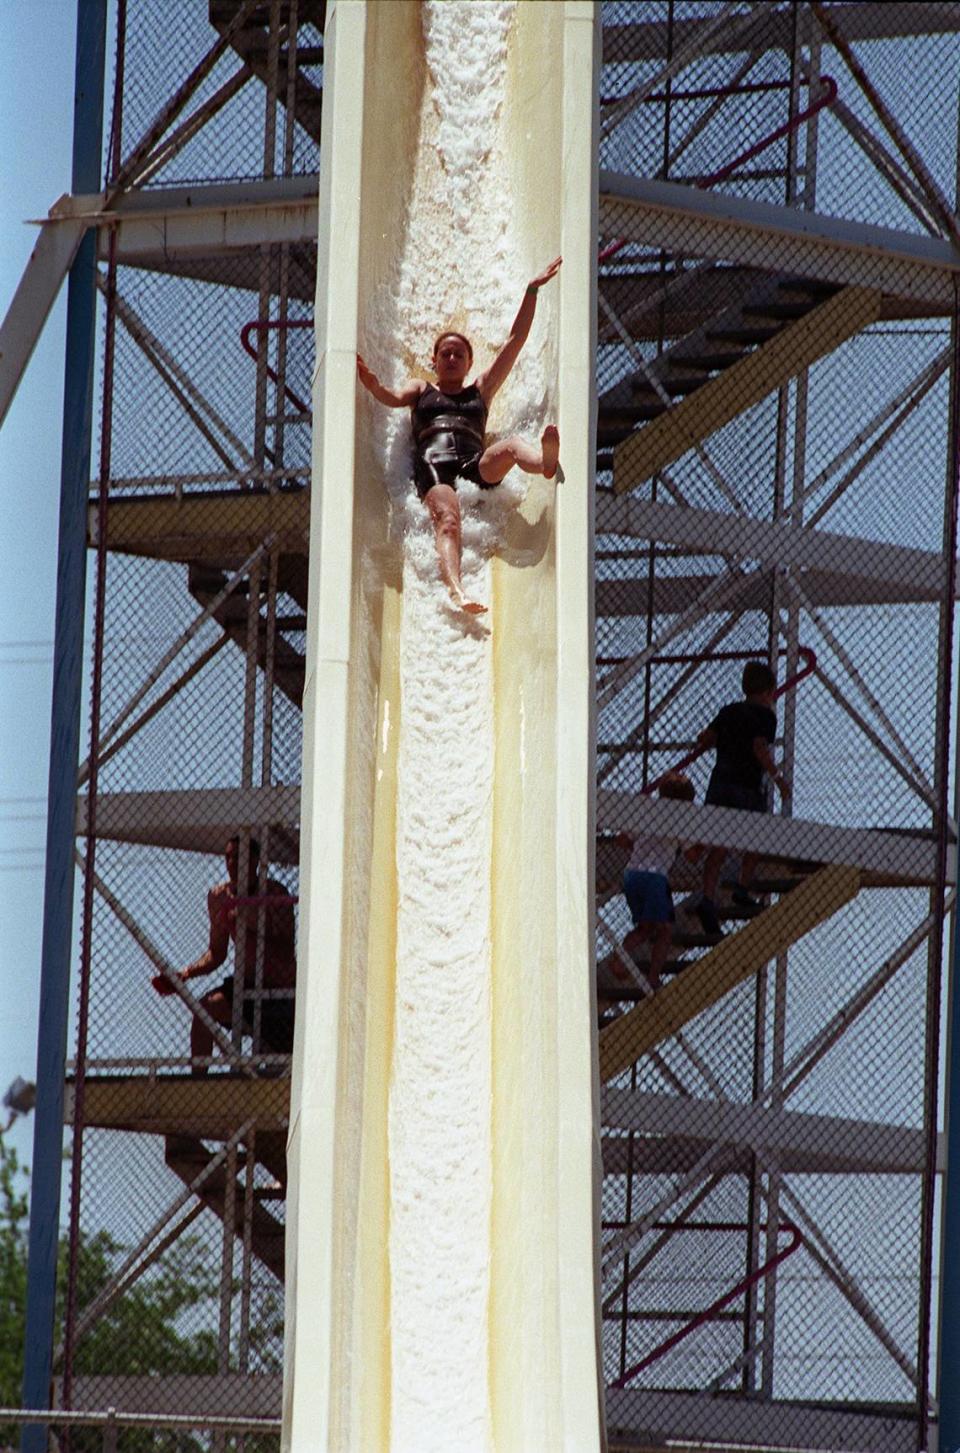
[0,0,79,1169]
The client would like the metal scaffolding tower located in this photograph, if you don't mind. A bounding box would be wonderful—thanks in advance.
[6,2,325,1444]
[596,5,960,1452]
[3,2,960,1450]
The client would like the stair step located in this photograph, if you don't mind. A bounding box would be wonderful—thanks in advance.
[758,855,822,875]
[777,276,843,300]
[742,301,810,321]
[669,350,746,372]
[672,929,724,949]
[630,375,709,400]
[706,325,781,346]
[724,875,804,895]
[719,904,765,923]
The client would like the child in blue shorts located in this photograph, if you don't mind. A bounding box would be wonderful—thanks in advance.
[620,772,696,991]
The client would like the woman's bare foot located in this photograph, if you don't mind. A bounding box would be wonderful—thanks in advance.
[449,584,488,616]
[542,425,560,479]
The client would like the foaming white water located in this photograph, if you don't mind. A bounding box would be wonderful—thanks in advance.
[359,1,544,1448]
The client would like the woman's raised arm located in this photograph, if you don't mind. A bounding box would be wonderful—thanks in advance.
[357,354,424,408]
[476,256,562,404]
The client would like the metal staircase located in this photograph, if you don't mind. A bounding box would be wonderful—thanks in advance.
[598,863,860,1081]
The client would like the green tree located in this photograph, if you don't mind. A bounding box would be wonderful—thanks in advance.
[0,1132,29,1413]
[0,1134,281,1450]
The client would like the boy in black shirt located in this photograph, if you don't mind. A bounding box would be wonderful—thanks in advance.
[696,661,790,936]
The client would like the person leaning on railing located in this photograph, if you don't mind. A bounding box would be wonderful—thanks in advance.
[695,660,791,938]
[152,834,296,1073]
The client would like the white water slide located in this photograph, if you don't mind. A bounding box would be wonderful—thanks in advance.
[283,2,602,1450]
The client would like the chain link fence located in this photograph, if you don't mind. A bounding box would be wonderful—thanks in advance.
[110,0,324,188]
[54,2,321,1446]
[44,1,960,1450]
[598,4,958,1449]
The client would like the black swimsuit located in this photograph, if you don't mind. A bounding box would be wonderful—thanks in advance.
[411,382,492,499]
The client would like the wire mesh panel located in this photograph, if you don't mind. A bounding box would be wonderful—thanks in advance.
[598,5,959,1451]
[56,2,322,1445]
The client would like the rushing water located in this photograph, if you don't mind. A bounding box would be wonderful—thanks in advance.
[359,2,542,1447]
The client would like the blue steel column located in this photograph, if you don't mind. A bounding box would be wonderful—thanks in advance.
[941,914,960,1451]
[935,295,960,1453]
[20,0,107,1444]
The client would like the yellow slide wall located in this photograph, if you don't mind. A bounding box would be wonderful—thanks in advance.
[284,3,600,1448]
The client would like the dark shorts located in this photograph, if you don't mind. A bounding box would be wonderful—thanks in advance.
[705,772,768,814]
[217,975,295,1053]
[414,430,497,500]
[624,869,675,926]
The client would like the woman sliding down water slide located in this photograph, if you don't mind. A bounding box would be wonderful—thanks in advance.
[357,256,562,615]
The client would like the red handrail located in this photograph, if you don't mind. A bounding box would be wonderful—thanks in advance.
[240,319,312,417]
[638,645,817,797]
[609,1218,802,1389]
[598,76,837,265]
[227,894,299,907]
[694,76,837,187]
[600,75,823,109]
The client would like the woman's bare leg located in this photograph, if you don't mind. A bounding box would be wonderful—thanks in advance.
[424,482,487,615]
[479,425,560,483]
[191,989,233,1075]
[648,921,673,990]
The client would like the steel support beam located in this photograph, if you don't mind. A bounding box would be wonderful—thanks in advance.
[596,793,954,888]
[596,495,946,595]
[602,2,960,65]
[601,1088,927,1176]
[604,1386,917,1453]
[21,4,107,1448]
[599,171,960,308]
[0,213,86,430]
[939,893,960,1452]
[75,783,300,859]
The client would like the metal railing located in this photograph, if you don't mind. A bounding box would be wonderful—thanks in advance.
[598,74,838,263]
[597,645,817,796]
[606,1219,803,1390]
[240,319,312,419]
[0,1407,280,1452]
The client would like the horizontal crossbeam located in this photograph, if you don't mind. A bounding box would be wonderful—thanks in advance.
[599,171,960,307]
[65,1073,289,1137]
[596,495,946,596]
[597,793,953,888]
[75,784,300,861]
[601,1087,928,1176]
[93,489,310,562]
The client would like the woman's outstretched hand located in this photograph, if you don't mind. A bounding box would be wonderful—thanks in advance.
[357,353,377,390]
[528,256,562,291]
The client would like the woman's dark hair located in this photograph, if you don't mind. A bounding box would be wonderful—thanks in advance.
[742,661,776,696]
[432,331,474,363]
